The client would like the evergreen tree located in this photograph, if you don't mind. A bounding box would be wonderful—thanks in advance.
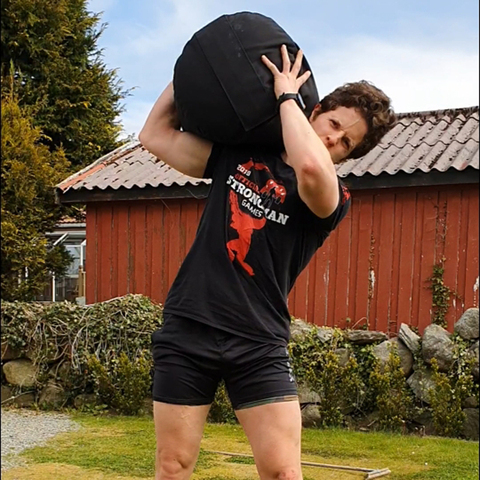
[1,92,72,300]
[1,0,128,168]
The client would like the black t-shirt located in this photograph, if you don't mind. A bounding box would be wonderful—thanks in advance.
[163,144,351,345]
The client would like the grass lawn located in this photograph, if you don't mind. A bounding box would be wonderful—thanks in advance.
[3,413,478,480]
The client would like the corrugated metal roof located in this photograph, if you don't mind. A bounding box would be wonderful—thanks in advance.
[57,106,478,193]
[336,106,479,178]
[57,141,211,194]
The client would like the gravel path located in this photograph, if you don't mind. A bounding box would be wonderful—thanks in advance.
[1,409,80,472]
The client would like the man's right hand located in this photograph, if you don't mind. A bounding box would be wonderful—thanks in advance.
[139,82,213,179]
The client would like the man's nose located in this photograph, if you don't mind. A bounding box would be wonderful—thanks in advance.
[326,132,342,146]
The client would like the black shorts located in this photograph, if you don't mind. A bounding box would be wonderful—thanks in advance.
[152,314,298,410]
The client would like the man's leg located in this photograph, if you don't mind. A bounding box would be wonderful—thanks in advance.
[152,317,222,480]
[154,401,210,480]
[235,400,303,480]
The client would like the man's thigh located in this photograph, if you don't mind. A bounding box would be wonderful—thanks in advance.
[154,402,210,479]
[152,315,222,405]
[223,337,298,410]
[235,400,303,480]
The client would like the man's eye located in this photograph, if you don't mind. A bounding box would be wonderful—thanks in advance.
[343,138,350,149]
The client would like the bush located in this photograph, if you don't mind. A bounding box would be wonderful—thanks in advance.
[290,328,368,427]
[208,381,237,424]
[349,343,379,415]
[1,294,163,409]
[370,348,415,432]
[88,351,152,415]
[429,341,476,437]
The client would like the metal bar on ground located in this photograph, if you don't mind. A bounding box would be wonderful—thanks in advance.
[206,450,391,477]
[366,468,392,479]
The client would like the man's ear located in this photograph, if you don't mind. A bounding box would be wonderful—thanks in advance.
[309,103,322,122]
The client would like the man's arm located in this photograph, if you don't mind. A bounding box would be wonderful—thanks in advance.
[279,100,339,218]
[138,82,213,178]
[262,46,339,218]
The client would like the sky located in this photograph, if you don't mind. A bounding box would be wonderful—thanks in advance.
[86,0,479,140]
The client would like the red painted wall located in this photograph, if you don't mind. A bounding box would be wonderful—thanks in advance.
[86,184,479,334]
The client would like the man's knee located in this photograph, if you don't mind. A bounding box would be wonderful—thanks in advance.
[156,447,196,480]
[276,469,301,480]
[259,466,302,480]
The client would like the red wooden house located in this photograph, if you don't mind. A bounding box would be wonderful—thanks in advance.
[56,107,479,335]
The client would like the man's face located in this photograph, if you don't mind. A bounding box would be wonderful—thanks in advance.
[309,106,368,164]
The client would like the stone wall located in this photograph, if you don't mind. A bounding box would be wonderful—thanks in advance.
[2,305,478,439]
[293,308,479,440]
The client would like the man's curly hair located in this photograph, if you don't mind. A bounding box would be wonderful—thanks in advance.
[316,80,397,159]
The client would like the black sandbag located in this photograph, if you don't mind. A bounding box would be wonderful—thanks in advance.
[173,11,319,149]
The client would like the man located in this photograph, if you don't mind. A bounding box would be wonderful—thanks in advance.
[139,45,396,480]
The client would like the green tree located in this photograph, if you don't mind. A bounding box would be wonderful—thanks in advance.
[1,93,72,300]
[1,0,128,168]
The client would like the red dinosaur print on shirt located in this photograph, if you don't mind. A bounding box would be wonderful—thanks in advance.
[227,190,266,276]
[226,159,287,276]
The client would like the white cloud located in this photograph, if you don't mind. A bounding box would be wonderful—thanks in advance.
[308,36,479,113]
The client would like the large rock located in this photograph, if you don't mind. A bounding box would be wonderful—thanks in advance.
[422,324,454,372]
[1,342,22,361]
[49,361,72,383]
[39,380,67,408]
[398,323,421,354]
[290,319,313,340]
[373,340,393,368]
[2,359,38,387]
[297,384,321,428]
[14,392,35,407]
[407,369,436,404]
[393,338,414,376]
[344,330,387,345]
[463,408,479,440]
[454,308,479,340]
[334,348,351,368]
[300,404,321,428]
[2,388,36,407]
[373,338,414,376]
[317,327,335,343]
[463,396,479,408]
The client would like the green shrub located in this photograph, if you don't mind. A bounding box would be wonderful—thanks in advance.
[349,344,378,415]
[427,260,454,328]
[370,349,415,432]
[88,351,152,415]
[291,328,367,427]
[0,300,45,351]
[429,343,476,438]
[208,381,237,424]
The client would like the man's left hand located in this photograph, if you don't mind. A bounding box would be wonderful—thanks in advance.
[261,45,311,99]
